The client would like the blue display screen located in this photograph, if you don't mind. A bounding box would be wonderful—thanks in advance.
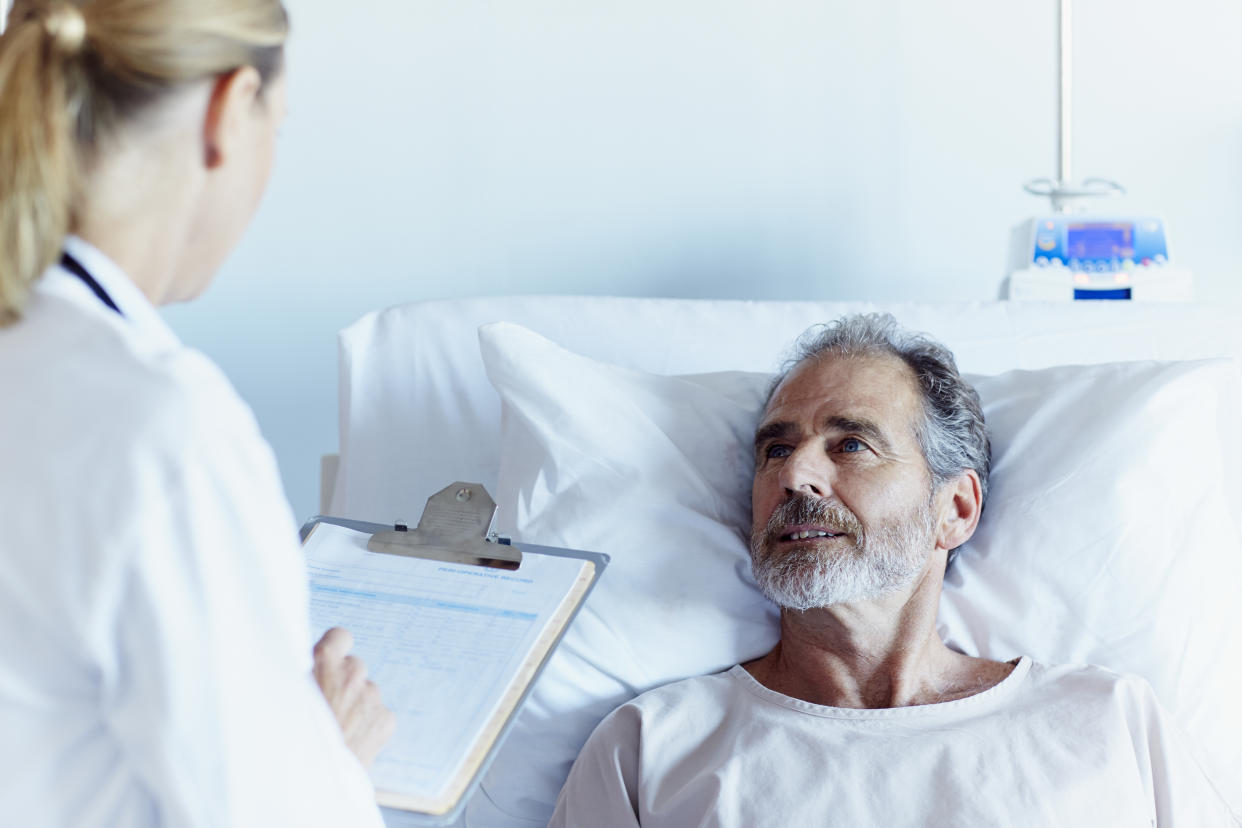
[1074,288,1132,301]
[1066,223,1134,260]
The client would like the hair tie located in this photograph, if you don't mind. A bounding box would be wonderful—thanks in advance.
[42,3,87,54]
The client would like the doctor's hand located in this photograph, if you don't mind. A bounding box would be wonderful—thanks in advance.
[313,627,396,769]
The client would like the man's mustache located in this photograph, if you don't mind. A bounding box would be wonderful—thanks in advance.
[756,493,864,545]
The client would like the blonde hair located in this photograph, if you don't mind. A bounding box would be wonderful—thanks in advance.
[0,0,288,325]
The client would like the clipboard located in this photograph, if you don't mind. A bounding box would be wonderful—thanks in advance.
[300,483,609,827]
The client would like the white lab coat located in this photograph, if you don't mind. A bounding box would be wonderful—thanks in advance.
[0,238,383,827]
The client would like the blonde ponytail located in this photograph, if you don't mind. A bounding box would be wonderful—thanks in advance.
[0,0,289,326]
[0,6,81,325]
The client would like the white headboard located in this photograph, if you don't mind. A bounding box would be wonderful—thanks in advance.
[330,297,1242,524]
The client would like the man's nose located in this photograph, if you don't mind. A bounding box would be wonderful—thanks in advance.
[777,444,832,498]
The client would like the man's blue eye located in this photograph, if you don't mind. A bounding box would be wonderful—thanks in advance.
[766,444,792,459]
[841,438,865,453]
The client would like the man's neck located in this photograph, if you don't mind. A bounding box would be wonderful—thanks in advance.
[743,566,1013,708]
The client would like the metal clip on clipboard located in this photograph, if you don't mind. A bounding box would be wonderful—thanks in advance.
[367,481,523,571]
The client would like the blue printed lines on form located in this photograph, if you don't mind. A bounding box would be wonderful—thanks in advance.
[311,584,538,621]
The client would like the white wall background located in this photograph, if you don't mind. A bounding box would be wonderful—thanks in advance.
[160,0,1242,521]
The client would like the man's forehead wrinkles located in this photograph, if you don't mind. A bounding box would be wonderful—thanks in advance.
[773,371,906,414]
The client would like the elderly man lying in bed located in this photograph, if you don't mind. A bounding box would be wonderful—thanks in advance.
[550,314,1238,826]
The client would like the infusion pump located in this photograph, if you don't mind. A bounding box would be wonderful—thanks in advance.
[1004,216,1192,301]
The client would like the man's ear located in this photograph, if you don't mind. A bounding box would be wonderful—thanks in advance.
[202,66,263,169]
[936,469,982,552]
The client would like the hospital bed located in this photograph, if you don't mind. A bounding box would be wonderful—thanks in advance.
[325,297,1242,825]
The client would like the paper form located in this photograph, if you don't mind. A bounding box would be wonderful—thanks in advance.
[304,522,592,810]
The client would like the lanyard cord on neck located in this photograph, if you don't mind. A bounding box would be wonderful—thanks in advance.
[60,252,123,317]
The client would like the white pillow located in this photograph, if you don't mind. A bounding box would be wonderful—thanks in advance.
[470,322,1242,825]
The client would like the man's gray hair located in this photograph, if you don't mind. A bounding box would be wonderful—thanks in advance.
[766,313,991,510]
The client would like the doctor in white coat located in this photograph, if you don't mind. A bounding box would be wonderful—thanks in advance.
[0,1,393,825]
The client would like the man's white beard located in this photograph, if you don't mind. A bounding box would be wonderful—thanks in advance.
[749,493,935,611]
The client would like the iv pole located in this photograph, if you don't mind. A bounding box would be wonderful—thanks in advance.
[1058,0,1072,187]
[1024,0,1123,213]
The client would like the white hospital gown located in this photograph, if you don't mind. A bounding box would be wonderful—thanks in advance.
[551,657,1240,827]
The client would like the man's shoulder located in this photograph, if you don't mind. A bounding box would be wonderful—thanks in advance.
[1024,659,1155,694]
[589,667,744,744]
[1015,658,1162,719]
[624,667,742,715]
